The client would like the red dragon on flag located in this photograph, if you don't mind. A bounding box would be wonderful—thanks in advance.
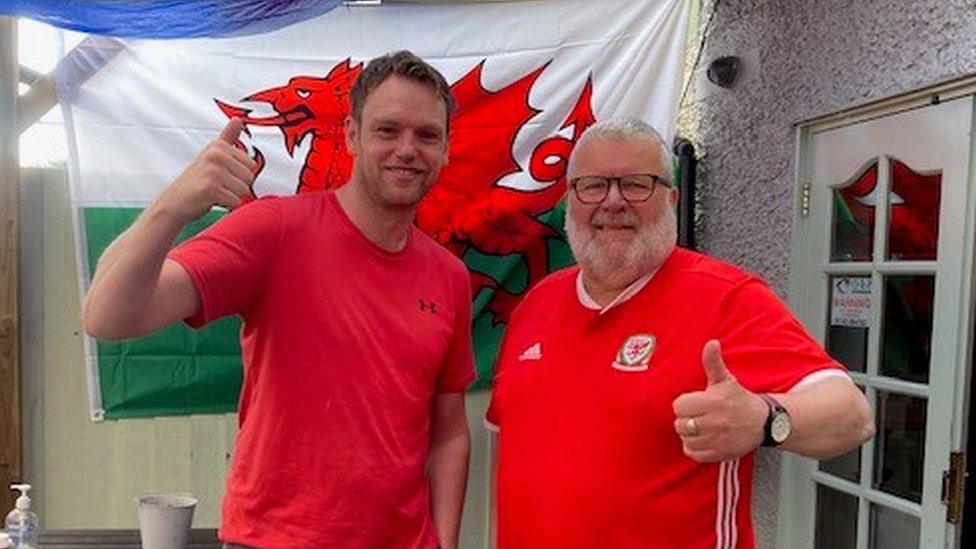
[835,158,941,261]
[215,58,595,322]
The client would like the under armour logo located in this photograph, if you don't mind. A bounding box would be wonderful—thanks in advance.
[419,299,438,314]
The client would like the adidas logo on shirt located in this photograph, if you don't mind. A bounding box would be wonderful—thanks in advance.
[518,343,542,361]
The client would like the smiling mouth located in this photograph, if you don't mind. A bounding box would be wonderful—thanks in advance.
[387,166,425,177]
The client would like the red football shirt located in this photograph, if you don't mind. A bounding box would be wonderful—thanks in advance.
[169,192,475,549]
[487,247,844,549]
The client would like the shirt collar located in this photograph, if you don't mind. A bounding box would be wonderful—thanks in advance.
[576,268,657,314]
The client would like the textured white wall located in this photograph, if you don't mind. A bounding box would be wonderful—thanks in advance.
[685,1,976,547]
[691,0,976,289]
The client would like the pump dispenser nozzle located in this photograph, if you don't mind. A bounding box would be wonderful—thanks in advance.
[9,485,31,511]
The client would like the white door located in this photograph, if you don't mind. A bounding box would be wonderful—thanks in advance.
[780,96,976,548]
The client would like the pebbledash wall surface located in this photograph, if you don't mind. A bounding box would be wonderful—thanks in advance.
[681,1,976,547]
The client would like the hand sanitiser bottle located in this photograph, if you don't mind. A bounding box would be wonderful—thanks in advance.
[5,485,37,549]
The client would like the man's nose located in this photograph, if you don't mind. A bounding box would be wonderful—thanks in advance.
[599,182,628,211]
[394,134,419,159]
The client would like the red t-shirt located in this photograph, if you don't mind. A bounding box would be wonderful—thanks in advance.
[168,192,475,549]
[486,247,844,549]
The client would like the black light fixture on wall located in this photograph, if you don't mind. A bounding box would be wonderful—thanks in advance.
[706,55,740,88]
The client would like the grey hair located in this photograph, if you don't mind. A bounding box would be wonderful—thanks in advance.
[569,118,675,181]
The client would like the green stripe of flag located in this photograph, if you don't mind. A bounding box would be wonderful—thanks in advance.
[84,207,243,419]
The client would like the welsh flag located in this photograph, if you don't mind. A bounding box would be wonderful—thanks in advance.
[58,0,691,420]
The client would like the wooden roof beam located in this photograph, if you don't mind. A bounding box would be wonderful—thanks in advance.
[18,35,123,135]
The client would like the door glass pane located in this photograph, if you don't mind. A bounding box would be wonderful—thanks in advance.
[873,391,926,502]
[827,276,871,372]
[820,447,861,482]
[869,504,920,549]
[880,275,934,382]
[831,161,878,262]
[814,484,858,549]
[887,159,941,261]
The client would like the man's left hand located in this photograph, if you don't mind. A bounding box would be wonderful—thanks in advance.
[671,339,769,463]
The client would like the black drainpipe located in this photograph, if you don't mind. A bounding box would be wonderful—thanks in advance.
[673,137,697,250]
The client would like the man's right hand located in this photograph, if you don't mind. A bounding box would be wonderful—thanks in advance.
[83,118,258,340]
[671,340,768,463]
[154,117,257,224]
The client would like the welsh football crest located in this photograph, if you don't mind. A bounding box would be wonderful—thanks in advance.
[612,334,656,372]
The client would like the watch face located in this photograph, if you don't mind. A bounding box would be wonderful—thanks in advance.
[771,413,792,443]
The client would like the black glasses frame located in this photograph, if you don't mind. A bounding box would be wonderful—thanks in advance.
[569,173,672,204]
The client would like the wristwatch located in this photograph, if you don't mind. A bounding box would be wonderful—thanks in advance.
[759,394,792,447]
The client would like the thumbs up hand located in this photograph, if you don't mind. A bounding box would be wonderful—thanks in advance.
[154,118,259,225]
[671,339,769,463]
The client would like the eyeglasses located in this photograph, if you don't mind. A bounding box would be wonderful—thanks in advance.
[569,173,672,204]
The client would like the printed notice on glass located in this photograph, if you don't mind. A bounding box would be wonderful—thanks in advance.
[830,276,872,328]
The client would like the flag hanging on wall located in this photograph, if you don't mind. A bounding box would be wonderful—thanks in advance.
[57,0,691,420]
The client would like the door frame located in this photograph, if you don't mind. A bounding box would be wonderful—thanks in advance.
[778,80,976,549]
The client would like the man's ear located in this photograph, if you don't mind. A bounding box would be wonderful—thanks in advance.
[344,116,359,156]
[440,121,451,165]
[669,186,680,207]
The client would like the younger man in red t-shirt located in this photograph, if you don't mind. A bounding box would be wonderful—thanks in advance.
[83,51,474,549]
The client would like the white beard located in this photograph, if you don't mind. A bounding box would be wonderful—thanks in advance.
[565,202,677,289]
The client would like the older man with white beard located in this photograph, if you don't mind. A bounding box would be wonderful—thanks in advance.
[485,118,874,549]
